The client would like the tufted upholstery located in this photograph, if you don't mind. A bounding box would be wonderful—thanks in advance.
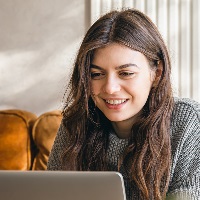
[0,109,62,170]
[32,110,62,170]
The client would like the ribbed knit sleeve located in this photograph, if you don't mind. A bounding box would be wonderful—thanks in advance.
[167,98,200,199]
[47,120,68,170]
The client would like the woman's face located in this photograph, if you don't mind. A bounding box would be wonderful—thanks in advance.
[91,43,155,134]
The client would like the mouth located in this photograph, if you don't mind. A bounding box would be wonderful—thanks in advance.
[104,99,128,105]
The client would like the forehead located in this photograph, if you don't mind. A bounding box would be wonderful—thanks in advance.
[92,43,149,68]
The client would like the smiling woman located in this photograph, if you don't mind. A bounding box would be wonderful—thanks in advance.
[90,43,155,133]
[47,9,200,200]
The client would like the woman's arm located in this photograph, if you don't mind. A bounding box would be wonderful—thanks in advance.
[167,98,200,199]
[47,120,68,170]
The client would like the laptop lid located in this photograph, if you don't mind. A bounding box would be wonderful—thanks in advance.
[0,171,126,200]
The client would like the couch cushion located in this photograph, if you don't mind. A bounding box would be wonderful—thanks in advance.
[0,109,37,170]
[32,110,62,170]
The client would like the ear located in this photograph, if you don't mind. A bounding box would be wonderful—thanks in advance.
[152,60,163,87]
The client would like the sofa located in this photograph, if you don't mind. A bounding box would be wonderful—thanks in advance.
[0,109,62,170]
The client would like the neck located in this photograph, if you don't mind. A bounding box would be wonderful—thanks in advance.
[111,120,132,139]
[111,110,143,139]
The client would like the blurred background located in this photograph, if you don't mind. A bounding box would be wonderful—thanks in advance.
[0,0,199,116]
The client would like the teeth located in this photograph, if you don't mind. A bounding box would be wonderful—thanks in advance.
[106,99,127,105]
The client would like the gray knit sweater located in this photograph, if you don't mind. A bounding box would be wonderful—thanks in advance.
[47,98,200,200]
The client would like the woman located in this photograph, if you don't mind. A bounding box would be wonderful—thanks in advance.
[47,9,200,200]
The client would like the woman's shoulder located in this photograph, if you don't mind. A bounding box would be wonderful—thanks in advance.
[172,97,200,122]
[170,97,200,151]
[169,98,200,196]
[173,97,200,113]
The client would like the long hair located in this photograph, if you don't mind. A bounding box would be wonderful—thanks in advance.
[61,9,174,200]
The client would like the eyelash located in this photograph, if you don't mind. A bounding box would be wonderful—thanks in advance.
[91,72,105,79]
[119,72,135,77]
[91,71,135,80]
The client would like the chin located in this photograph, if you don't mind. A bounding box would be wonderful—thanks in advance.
[105,115,126,122]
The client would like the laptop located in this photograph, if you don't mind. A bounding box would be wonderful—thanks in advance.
[0,171,126,200]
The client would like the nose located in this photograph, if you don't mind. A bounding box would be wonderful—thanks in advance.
[103,76,121,94]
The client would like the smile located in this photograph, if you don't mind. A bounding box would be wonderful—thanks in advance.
[105,99,128,105]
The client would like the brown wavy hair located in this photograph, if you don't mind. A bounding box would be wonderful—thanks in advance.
[61,9,174,200]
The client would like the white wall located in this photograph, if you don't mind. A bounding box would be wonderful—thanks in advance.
[0,0,85,115]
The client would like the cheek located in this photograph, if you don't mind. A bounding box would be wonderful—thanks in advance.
[150,70,156,85]
[91,81,99,95]
[131,74,153,96]
[91,81,101,95]
[142,71,155,89]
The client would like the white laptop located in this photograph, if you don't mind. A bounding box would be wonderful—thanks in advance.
[0,171,126,200]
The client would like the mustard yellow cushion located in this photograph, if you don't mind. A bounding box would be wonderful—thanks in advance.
[32,110,62,170]
[0,109,37,170]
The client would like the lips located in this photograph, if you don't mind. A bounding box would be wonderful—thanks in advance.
[105,99,127,105]
[102,98,128,110]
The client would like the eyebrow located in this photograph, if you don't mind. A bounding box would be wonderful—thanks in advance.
[90,63,139,70]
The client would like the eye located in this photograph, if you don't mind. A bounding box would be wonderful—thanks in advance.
[91,72,105,80]
[119,71,135,78]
